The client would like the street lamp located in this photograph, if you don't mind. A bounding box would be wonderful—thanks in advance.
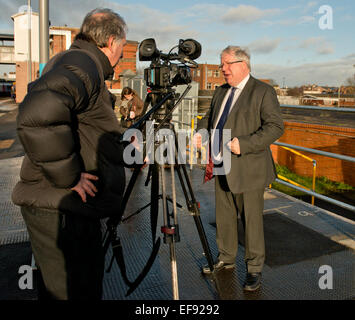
[27,0,31,83]
[39,0,49,76]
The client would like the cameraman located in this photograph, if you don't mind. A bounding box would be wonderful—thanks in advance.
[120,86,144,127]
[12,8,128,300]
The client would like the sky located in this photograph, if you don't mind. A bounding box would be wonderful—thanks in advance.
[1,0,355,87]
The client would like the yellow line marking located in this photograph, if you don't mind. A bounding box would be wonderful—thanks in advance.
[0,139,14,149]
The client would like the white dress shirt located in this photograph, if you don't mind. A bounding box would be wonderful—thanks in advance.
[211,73,250,161]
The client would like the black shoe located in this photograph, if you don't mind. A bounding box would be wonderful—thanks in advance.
[202,260,235,274]
[243,272,262,291]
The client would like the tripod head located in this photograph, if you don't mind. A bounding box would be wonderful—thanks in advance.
[130,84,192,132]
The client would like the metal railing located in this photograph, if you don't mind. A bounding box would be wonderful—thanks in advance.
[274,142,355,163]
[277,146,317,205]
[148,97,355,212]
[274,179,355,212]
[178,101,355,212]
[191,98,355,112]
[279,104,355,112]
[273,141,355,212]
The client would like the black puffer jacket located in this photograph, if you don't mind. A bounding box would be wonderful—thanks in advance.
[12,39,126,219]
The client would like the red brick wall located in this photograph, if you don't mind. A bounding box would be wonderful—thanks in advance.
[192,64,225,90]
[50,35,66,57]
[271,122,355,187]
[49,30,138,90]
[15,61,39,103]
[16,26,138,102]
[109,41,138,89]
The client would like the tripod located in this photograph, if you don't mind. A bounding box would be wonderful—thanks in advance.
[103,85,215,299]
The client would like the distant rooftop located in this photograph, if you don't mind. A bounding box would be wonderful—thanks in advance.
[0,34,14,41]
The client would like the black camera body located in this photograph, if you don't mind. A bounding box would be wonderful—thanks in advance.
[144,64,192,88]
[139,38,201,89]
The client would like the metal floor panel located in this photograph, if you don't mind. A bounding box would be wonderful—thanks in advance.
[0,157,354,300]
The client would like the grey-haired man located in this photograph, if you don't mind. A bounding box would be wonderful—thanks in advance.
[196,46,284,291]
[12,8,127,299]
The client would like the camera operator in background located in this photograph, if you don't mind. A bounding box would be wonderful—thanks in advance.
[120,87,144,127]
[12,8,128,300]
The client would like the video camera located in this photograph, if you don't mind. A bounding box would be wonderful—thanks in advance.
[139,38,201,89]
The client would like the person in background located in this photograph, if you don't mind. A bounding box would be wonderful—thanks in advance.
[120,86,144,127]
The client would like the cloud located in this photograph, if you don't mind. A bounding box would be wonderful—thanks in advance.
[253,54,355,87]
[317,46,334,55]
[248,37,281,54]
[221,5,281,24]
[299,37,334,55]
[115,4,200,50]
[303,1,319,13]
[0,0,37,30]
[0,0,199,50]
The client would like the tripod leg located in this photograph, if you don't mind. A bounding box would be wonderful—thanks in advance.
[160,162,179,300]
[169,141,180,299]
[175,163,215,272]
[172,127,215,273]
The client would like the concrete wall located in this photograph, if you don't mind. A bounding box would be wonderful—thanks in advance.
[12,11,40,103]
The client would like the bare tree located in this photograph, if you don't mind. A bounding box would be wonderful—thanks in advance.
[344,77,355,94]
[287,87,303,97]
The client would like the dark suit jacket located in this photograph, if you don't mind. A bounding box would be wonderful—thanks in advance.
[197,75,284,194]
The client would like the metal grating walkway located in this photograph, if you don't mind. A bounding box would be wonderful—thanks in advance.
[1,157,354,300]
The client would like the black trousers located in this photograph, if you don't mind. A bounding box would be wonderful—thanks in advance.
[215,175,265,273]
[21,207,104,300]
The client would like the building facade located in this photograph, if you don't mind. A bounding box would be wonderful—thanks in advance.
[12,12,138,102]
[191,63,225,90]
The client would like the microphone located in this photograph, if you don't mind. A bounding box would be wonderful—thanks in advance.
[182,57,198,66]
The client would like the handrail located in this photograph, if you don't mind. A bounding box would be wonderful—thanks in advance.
[277,174,310,190]
[278,146,317,205]
[171,105,354,213]
[189,96,355,112]
[275,179,355,212]
[274,141,355,163]
[192,100,355,112]
[280,104,355,112]
[272,141,355,213]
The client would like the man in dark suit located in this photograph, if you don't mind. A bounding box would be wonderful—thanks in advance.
[195,46,284,291]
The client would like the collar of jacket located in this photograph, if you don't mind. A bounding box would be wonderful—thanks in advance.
[70,39,114,80]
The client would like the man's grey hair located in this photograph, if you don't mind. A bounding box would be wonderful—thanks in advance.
[79,8,127,48]
[221,46,251,71]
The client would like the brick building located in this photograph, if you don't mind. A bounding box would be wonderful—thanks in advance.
[192,63,275,90]
[191,63,225,90]
[12,10,138,103]
[49,26,138,90]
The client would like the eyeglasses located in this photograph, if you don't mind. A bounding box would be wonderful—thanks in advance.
[218,60,243,69]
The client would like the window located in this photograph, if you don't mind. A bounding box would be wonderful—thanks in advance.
[196,70,200,77]
[207,70,212,77]
[214,70,220,77]
[207,83,212,90]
